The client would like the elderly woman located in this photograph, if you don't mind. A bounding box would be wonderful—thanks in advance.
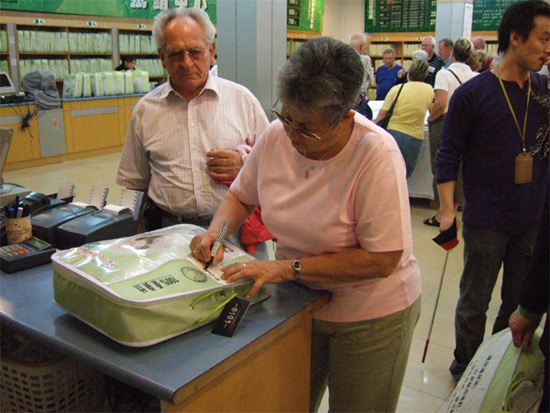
[190,37,421,412]
[376,59,434,178]
[424,38,478,227]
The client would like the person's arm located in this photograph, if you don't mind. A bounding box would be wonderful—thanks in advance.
[365,56,375,91]
[375,88,395,123]
[221,247,403,299]
[434,85,473,231]
[190,190,256,263]
[509,188,549,350]
[437,181,457,231]
[428,89,448,122]
[375,109,388,124]
[206,94,269,181]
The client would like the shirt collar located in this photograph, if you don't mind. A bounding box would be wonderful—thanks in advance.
[161,72,220,101]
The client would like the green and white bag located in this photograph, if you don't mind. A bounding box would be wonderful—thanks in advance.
[52,224,270,347]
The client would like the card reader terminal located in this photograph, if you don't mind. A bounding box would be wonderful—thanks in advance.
[0,236,55,273]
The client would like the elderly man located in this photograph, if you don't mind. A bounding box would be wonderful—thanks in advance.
[438,38,454,68]
[421,36,444,86]
[349,32,375,119]
[436,0,550,381]
[116,7,269,256]
[375,48,403,100]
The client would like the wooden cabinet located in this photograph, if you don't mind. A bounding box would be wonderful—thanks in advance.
[0,104,40,165]
[287,30,320,58]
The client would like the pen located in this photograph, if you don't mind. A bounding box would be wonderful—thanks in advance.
[204,220,230,270]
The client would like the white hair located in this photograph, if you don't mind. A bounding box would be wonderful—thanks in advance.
[153,7,216,49]
[423,36,436,47]
[412,49,429,61]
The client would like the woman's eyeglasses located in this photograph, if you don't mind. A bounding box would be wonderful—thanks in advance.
[271,100,322,140]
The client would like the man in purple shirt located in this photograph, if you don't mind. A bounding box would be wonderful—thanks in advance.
[435,0,550,381]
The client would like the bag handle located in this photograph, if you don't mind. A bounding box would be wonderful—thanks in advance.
[386,83,405,118]
[448,69,463,85]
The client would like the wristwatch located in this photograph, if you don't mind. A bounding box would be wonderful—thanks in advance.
[292,259,301,281]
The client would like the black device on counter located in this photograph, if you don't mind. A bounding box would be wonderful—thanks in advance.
[54,208,137,250]
[19,191,69,216]
[0,236,55,273]
[31,204,99,245]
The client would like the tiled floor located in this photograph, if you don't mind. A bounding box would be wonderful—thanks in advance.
[4,153,505,412]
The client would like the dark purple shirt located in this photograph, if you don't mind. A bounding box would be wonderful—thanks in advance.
[436,70,549,233]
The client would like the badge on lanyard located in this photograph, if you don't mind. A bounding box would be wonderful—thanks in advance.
[497,69,532,185]
[515,152,533,184]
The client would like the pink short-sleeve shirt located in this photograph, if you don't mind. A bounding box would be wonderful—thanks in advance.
[231,113,421,322]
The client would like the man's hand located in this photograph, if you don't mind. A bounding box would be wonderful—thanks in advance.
[509,310,539,351]
[206,149,243,181]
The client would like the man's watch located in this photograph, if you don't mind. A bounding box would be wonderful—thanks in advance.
[292,259,301,281]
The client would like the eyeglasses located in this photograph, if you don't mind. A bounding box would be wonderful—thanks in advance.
[164,48,207,62]
[271,99,339,141]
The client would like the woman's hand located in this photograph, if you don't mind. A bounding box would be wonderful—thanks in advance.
[221,260,293,299]
[190,233,224,265]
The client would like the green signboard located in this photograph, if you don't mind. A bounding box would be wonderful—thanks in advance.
[0,0,324,32]
[472,0,517,31]
[365,0,521,34]
[365,0,437,33]
[0,0,216,21]
[287,0,324,33]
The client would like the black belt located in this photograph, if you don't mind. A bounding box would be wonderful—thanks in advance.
[158,208,213,228]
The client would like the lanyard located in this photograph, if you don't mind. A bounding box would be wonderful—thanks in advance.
[496,69,531,152]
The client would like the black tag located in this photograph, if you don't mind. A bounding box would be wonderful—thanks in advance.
[211,296,251,337]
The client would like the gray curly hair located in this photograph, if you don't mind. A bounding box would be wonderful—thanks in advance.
[277,37,363,126]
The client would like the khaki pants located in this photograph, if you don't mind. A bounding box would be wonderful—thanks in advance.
[310,298,420,412]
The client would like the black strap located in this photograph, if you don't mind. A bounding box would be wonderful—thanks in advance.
[448,69,462,85]
[386,83,405,118]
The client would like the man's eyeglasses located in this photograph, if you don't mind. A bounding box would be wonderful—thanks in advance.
[164,48,207,62]
[271,99,323,140]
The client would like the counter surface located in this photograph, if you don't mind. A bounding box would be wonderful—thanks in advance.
[0,263,326,404]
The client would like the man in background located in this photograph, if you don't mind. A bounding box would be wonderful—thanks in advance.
[421,36,444,86]
[436,0,550,381]
[473,36,493,70]
[376,48,403,100]
[116,7,269,257]
[349,32,375,119]
[438,38,454,68]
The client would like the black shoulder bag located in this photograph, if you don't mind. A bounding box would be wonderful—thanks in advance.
[377,83,405,130]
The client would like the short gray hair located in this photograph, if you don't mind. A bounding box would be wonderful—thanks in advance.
[408,59,429,81]
[383,48,396,57]
[277,37,363,125]
[411,49,428,61]
[152,7,216,49]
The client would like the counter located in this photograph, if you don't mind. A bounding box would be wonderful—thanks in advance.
[0,263,328,411]
[0,94,144,171]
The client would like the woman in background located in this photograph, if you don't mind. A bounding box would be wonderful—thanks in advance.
[191,37,421,412]
[115,55,136,71]
[376,59,434,178]
[424,38,478,227]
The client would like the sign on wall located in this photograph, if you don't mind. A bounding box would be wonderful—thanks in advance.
[365,0,521,34]
[0,0,324,32]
